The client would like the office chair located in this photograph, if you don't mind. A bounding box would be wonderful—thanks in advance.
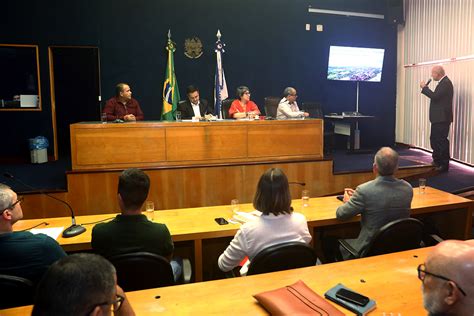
[338,218,424,259]
[264,96,280,118]
[246,242,318,276]
[221,99,234,119]
[303,101,335,154]
[108,252,191,292]
[0,274,34,309]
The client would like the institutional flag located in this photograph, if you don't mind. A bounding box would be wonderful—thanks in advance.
[162,30,180,121]
[214,30,228,119]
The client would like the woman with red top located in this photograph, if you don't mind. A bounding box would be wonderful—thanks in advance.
[228,86,261,119]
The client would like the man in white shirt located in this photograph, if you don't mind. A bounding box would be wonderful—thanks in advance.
[177,85,213,119]
[276,87,309,120]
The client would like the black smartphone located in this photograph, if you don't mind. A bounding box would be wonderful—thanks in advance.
[336,195,344,202]
[214,217,229,225]
[335,288,369,307]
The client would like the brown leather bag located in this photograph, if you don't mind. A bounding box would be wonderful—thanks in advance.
[253,280,345,315]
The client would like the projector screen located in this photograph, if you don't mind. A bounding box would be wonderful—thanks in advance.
[327,46,385,82]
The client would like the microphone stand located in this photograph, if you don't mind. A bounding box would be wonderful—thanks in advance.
[3,173,86,238]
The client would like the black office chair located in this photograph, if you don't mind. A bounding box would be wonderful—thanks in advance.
[338,218,424,259]
[0,274,34,309]
[264,96,280,118]
[246,242,318,276]
[108,252,191,292]
[302,101,335,154]
[221,99,234,119]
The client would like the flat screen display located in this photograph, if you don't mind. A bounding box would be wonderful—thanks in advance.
[327,46,385,82]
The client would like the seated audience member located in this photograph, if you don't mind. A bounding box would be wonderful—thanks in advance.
[0,184,66,285]
[91,168,181,280]
[276,87,309,119]
[333,147,413,260]
[177,85,213,119]
[103,83,144,121]
[419,240,474,316]
[32,253,135,316]
[218,168,312,273]
[228,86,261,119]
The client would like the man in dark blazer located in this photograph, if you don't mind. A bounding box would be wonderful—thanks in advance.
[335,147,413,260]
[420,65,453,172]
[177,85,213,119]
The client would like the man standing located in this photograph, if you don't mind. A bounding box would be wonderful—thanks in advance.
[91,168,181,280]
[335,147,413,259]
[420,65,453,172]
[0,184,66,284]
[419,240,474,315]
[177,85,213,119]
[276,87,309,119]
[103,83,144,121]
[32,253,135,316]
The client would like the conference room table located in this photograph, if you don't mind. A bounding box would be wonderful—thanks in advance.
[2,247,432,315]
[13,187,473,282]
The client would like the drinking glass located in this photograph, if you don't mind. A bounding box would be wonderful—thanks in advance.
[302,190,310,207]
[176,111,182,122]
[419,178,426,194]
[101,112,107,124]
[145,200,154,221]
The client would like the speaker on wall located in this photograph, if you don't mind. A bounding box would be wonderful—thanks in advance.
[386,0,404,25]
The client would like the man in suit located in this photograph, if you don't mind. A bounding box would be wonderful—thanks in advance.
[335,147,413,259]
[420,240,474,316]
[177,85,213,119]
[420,65,453,172]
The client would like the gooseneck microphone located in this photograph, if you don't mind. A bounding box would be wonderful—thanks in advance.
[3,172,86,238]
[289,181,306,186]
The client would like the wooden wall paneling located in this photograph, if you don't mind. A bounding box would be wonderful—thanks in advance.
[19,162,434,219]
[165,125,248,161]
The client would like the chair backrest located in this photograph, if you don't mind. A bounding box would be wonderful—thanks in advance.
[247,242,317,276]
[264,96,280,118]
[108,252,174,292]
[362,218,424,257]
[0,274,34,309]
[302,101,323,118]
[221,99,234,119]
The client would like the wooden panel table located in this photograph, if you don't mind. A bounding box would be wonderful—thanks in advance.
[70,119,324,170]
[13,187,473,282]
[1,247,431,315]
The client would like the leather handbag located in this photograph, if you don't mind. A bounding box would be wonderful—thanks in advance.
[253,280,345,315]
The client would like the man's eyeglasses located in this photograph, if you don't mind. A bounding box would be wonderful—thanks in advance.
[88,294,125,314]
[417,263,467,296]
[0,196,24,215]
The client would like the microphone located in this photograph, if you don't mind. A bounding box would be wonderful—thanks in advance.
[425,78,432,86]
[3,172,86,238]
[289,181,306,186]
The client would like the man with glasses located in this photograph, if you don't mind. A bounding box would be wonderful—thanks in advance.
[276,87,309,119]
[418,240,474,315]
[0,184,66,284]
[32,253,135,315]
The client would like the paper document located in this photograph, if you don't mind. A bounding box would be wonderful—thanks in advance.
[30,227,64,240]
[231,210,262,224]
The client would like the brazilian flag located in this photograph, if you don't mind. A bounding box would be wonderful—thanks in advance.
[162,31,180,121]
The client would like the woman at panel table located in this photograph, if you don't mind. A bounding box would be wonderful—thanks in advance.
[228,86,261,119]
[217,168,312,275]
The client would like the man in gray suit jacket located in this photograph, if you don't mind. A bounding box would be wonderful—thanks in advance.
[336,147,413,259]
[420,65,454,172]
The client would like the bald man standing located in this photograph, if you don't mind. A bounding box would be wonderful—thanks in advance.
[420,66,453,172]
[419,240,474,315]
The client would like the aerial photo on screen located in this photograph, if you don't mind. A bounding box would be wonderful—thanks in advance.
[327,46,385,82]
